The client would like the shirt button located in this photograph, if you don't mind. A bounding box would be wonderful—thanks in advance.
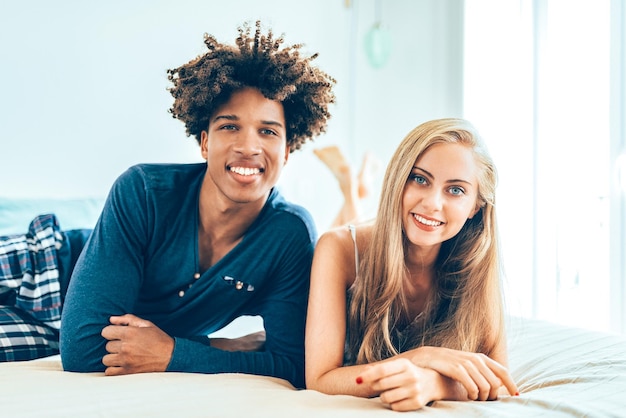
[178,290,185,297]
[194,273,200,280]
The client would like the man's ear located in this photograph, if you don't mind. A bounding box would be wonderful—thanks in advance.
[283,144,290,165]
[200,131,209,160]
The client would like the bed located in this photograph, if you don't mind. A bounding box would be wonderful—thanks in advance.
[2,316,625,417]
[2,199,626,416]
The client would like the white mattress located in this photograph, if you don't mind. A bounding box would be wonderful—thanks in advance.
[2,317,625,417]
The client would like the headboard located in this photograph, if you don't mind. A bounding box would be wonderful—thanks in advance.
[0,197,105,235]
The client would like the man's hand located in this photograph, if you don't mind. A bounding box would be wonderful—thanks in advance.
[101,314,174,376]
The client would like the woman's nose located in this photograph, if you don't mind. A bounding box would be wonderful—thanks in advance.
[421,188,443,211]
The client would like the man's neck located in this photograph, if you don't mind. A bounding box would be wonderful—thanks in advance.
[196,180,270,270]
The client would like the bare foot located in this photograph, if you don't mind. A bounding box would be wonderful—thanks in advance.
[357,151,380,199]
[315,146,381,229]
[314,146,356,198]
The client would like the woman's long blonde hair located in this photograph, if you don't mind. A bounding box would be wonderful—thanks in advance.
[347,118,504,364]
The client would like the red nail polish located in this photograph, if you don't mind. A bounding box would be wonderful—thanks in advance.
[356,377,363,384]
[515,391,520,396]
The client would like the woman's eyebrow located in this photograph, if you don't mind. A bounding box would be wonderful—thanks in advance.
[447,178,473,186]
[413,166,473,185]
[413,166,434,179]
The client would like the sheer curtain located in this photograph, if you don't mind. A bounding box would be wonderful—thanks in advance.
[464,0,625,333]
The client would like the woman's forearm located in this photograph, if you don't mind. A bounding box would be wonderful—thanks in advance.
[307,363,381,398]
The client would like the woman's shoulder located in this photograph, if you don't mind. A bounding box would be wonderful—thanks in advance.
[316,225,353,252]
[319,221,372,243]
[316,221,375,262]
[314,225,363,289]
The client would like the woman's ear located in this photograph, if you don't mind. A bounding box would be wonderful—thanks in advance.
[468,202,482,219]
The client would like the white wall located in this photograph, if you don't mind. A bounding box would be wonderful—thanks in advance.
[0,0,464,231]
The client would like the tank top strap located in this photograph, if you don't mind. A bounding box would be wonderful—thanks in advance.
[348,224,359,275]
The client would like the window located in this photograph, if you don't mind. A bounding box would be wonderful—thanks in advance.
[464,0,624,333]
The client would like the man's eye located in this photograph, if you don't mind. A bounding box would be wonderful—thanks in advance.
[260,128,277,136]
[220,124,237,130]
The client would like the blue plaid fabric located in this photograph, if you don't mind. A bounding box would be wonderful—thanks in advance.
[0,306,59,361]
[0,214,64,361]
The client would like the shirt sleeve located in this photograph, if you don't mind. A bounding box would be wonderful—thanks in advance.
[60,166,149,372]
[167,213,315,388]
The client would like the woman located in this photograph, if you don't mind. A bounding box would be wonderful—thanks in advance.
[305,118,518,411]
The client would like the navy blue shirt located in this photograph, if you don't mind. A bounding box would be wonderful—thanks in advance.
[60,163,316,388]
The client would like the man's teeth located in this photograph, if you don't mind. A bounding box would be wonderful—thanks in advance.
[230,167,261,176]
[414,214,442,227]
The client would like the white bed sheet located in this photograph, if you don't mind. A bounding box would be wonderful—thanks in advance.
[1,317,625,417]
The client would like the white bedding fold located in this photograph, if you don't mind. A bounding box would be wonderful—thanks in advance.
[2,317,625,417]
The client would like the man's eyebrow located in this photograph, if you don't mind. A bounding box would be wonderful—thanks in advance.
[412,166,473,185]
[212,114,238,123]
[261,120,284,128]
[211,114,284,128]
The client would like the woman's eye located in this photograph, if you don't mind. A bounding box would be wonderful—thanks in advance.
[449,186,465,196]
[410,174,427,185]
[260,128,277,136]
[220,124,237,131]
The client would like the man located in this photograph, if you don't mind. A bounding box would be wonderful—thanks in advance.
[59,21,336,388]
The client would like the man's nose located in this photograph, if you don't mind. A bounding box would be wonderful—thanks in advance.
[233,129,262,155]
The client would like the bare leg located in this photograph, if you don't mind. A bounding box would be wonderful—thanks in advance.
[314,146,383,229]
[357,151,379,200]
[314,146,360,228]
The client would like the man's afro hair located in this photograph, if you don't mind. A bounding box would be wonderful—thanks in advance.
[167,20,336,152]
